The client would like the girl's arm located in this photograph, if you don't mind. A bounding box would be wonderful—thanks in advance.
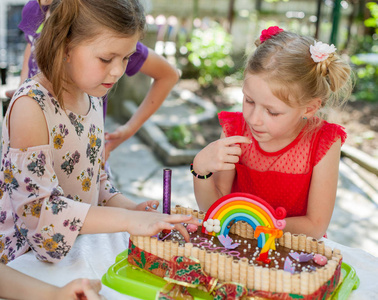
[193,132,251,211]
[80,205,199,242]
[283,138,342,239]
[0,264,103,300]
[20,43,31,84]
[104,48,180,160]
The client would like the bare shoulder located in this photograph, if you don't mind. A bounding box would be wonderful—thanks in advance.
[9,95,48,148]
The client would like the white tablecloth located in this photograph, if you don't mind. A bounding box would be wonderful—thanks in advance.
[7,233,378,299]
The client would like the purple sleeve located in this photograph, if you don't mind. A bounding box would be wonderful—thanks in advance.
[18,1,48,44]
[125,42,149,76]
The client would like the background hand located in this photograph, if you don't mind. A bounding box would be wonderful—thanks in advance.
[104,124,133,161]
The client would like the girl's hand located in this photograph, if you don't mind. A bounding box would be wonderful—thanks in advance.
[194,135,251,175]
[58,278,105,300]
[135,200,160,212]
[126,211,201,242]
[104,124,133,161]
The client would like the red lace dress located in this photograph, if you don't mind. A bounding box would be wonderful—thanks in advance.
[218,111,346,217]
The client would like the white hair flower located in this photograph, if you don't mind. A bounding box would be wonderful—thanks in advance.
[310,41,336,63]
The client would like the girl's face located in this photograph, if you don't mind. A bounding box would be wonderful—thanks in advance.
[65,30,139,98]
[242,74,306,152]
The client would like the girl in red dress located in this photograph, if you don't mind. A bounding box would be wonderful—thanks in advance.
[192,27,353,239]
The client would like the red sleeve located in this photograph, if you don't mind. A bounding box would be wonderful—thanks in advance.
[314,122,347,166]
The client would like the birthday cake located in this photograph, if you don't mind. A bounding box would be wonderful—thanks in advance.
[127,193,342,299]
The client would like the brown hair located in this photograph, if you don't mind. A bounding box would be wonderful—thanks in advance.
[246,31,352,111]
[35,0,146,107]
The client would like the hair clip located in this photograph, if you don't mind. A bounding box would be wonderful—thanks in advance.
[260,26,284,43]
[310,41,336,63]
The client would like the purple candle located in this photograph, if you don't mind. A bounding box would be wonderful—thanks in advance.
[163,168,172,214]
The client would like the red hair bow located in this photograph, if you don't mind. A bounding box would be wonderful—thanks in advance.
[260,26,283,43]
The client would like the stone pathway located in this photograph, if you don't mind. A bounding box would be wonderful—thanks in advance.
[106,117,378,258]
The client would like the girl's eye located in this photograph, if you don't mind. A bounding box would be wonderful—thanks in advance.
[100,58,112,63]
[245,98,254,104]
[268,110,280,116]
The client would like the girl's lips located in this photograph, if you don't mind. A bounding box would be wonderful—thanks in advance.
[102,83,114,89]
[251,127,264,135]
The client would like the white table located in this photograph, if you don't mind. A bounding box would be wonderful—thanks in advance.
[7,233,378,299]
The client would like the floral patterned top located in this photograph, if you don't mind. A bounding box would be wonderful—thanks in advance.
[0,79,120,264]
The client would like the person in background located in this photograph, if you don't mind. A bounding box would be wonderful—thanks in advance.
[5,0,179,161]
[0,0,199,265]
[192,26,352,239]
[0,263,104,300]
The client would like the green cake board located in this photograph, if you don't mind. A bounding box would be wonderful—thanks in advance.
[102,250,359,300]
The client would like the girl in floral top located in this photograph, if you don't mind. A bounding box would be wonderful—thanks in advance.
[193,27,353,239]
[0,0,199,264]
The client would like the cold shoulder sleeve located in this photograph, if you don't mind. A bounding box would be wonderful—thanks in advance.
[314,123,347,166]
[218,111,245,137]
[5,146,90,263]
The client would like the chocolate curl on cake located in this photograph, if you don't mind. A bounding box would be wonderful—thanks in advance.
[164,240,172,260]
[231,260,240,283]
[254,266,262,290]
[247,264,255,289]
[301,271,310,295]
[210,252,218,278]
[171,240,179,257]
[284,232,292,248]
[198,248,206,266]
[261,268,270,292]
[240,221,248,238]
[299,234,307,251]
[157,240,165,258]
[224,254,233,282]
[311,238,318,253]
[292,234,299,251]
[178,244,185,256]
[317,240,325,255]
[246,224,254,239]
[239,257,248,286]
[189,246,198,260]
[143,236,151,253]
[269,268,277,292]
[276,269,284,293]
[324,246,333,259]
[308,272,316,294]
[184,242,193,257]
[282,270,291,293]
[205,250,212,274]
[306,236,313,253]
[218,253,226,282]
[151,236,158,255]
[291,273,301,294]
[163,168,172,214]
[137,236,144,249]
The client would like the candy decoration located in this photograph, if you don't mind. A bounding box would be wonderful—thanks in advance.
[163,168,172,215]
[313,254,328,266]
[186,224,198,233]
[218,235,240,249]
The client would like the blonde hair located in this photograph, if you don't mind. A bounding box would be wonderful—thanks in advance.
[246,31,352,111]
[35,0,146,107]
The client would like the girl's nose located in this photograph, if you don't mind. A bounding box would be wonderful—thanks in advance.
[110,62,127,78]
[250,107,263,126]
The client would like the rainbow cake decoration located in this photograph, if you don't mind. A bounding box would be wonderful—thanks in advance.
[202,192,286,264]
